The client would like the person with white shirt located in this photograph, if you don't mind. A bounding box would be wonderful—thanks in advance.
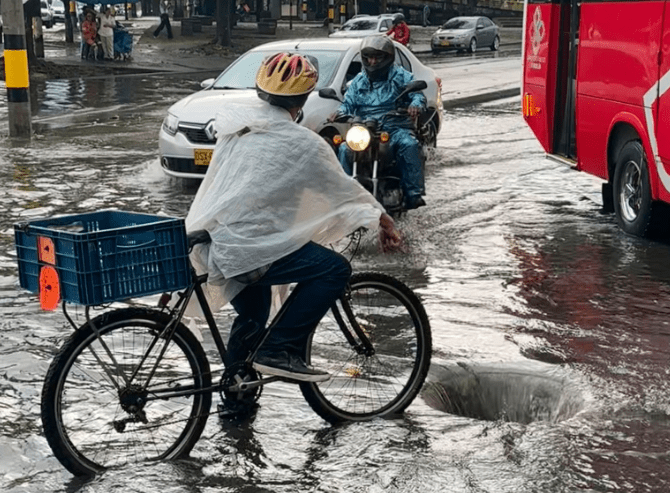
[97,7,115,60]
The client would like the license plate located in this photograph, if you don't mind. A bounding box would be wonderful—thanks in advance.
[194,149,213,166]
[441,40,450,46]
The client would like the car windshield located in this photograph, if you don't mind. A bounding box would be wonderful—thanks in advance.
[442,19,475,29]
[212,49,345,90]
[341,20,376,31]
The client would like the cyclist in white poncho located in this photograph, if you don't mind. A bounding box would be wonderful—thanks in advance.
[185,52,402,386]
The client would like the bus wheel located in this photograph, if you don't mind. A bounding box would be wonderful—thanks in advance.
[613,141,655,237]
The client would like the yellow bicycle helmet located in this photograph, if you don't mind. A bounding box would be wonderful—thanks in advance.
[256,52,318,96]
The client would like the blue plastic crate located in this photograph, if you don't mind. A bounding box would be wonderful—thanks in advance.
[14,210,190,306]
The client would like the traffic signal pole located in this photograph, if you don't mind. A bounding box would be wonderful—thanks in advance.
[1,0,32,138]
[328,0,334,33]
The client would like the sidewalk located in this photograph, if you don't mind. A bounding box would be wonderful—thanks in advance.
[39,17,522,108]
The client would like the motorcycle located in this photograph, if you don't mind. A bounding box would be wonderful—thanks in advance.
[318,80,436,215]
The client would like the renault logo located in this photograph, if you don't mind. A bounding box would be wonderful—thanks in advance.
[204,120,217,141]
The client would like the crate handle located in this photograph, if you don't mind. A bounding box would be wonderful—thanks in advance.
[117,239,157,249]
[116,230,157,249]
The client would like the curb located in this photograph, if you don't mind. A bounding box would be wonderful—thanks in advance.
[411,41,520,55]
[442,87,520,108]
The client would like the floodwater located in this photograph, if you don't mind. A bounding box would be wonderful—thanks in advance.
[1,72,670,493]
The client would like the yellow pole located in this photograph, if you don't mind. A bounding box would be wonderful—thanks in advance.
[2,0,32,138]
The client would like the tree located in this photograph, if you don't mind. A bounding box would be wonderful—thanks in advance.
[214,0,232,46]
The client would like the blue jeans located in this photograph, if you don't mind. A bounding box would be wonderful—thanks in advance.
[338,127,425,199]
[225,242,352,366]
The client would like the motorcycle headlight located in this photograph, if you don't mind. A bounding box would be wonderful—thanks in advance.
[162,113,179,136]
[346,125,371,152]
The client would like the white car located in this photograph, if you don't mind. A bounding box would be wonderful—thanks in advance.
[159,37,443,179]
[51,2,65,23]
[41,1,54,28]
[329,14,395,39]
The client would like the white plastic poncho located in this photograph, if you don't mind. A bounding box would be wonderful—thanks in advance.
[185,99,385,311]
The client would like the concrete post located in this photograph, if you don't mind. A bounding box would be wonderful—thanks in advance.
[2,0,32,138]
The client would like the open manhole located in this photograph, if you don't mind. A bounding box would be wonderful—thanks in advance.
[421,361,585,424]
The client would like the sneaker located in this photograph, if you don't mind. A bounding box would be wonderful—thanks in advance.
[405,195,426,210]
[253,351,330,383]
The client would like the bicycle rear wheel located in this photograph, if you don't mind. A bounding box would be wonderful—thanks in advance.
[41,308,212,476]
[300,272,431,423]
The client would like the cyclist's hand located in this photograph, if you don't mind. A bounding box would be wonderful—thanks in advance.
[408,105,421,119]
[327,112,340,122]
[379,213,403,253]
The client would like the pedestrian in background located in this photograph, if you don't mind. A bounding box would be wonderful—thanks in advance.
[97,6,115,60]
[80,10,97,59]
[153,0,174,39]
[386,13,410,46]
[423,4,430,27]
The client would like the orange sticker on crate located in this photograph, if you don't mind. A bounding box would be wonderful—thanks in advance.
[39,265,60,311]
[38,236,56,265]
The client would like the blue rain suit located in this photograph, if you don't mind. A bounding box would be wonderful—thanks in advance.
[337,64,426,202]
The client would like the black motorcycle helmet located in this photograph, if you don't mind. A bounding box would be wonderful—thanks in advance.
[392,13,405,26]
[360,35,395,81]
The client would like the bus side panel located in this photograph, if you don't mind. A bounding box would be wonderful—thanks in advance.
[655,6,670,203]
[575,2,665,182]
[523,3,562,153]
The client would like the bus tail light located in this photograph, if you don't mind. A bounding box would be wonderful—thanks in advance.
[523,94,541,117]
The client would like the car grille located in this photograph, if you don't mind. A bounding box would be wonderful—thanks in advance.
[178,124,216,145]
[161,157,207,174]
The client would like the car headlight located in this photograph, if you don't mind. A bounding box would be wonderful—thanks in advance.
[162,113,179,136]
[346,125,371,152]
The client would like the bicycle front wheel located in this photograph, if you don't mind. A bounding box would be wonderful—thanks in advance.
[41,308,212,476]
[301,272,431,423]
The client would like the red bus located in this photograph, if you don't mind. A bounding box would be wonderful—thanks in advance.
[522,0,670,237]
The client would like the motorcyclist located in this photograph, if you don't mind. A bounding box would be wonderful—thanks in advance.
[330,35,427,210]
[386,13,410,46]
[186,52,402,392]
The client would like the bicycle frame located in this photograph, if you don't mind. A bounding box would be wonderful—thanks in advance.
[60,244,376,404]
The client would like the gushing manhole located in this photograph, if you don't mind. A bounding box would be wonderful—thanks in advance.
[421,361,584,424]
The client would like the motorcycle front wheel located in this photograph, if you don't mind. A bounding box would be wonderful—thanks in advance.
[301,272,432,423]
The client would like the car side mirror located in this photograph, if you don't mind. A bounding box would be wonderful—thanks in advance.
[200,78,215,89]
[477,25,484,30]
[318,88,342,102]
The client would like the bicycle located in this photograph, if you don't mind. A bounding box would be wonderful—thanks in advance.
[15,212,431,476]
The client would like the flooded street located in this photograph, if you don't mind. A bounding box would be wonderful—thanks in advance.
[2,71,670,492]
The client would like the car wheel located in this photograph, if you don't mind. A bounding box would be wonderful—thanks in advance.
[490,35,500,51]
[612,140,657,237]
[468,37,477,53]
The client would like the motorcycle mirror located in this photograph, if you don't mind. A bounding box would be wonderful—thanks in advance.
[394,80,428,101]
[318,88,342,102]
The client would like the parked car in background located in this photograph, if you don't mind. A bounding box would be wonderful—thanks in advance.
[41,1,54,28]
[159,37,443,179]
[51,1,65,23]
[329,14,395,39]
[431,16,499,54]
